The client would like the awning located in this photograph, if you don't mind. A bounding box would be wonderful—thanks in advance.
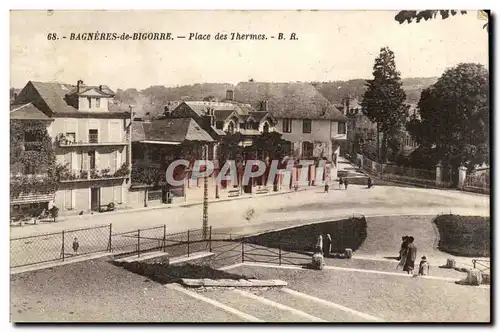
[11,192,55,205]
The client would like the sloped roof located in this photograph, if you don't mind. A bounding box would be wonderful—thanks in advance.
[213,109,237,122]
[26,81,121,115]
[10,103,52,120]
[183,100,256,117]
[249,111,269,123]
[133,118,213,143]
[235,82,347,121]
[30,81,77,113]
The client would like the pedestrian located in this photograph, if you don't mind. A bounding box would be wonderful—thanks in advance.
[339,177,344,190]
[315,234,323,254]
[367,177,373,189]
[399,236,417,274]
[398,236,409,260]
[418,256,430,276]
[323,234,332,257]
[72,237,79,256]
[344,178,349,190]
[324,181,329,193]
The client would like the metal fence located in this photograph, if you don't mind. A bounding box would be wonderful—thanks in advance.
[464,170,490,194]
[10,224,216,268]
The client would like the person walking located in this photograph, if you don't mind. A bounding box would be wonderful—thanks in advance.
[315,234,323,254]
[339,177,344,190]
[344,178,349,190]
[400,236,417,274]
[398,236,409,260]
[367,177,373,189]
[72,237,79,256]
[323,234,332,257]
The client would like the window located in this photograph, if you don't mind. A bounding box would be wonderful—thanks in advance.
[302,141,314,158]
[66,132,76,143]
[338,122,346,134]
[87,97,92,109]
[302,119,312,134]
[89,129,98,143]
[282,119,292,133]
[263,122,270,133]
[96,98,101,108]
[227,121,235,134]
[88,151,96,169]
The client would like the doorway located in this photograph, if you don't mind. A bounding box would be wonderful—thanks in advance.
[91,187,100,211]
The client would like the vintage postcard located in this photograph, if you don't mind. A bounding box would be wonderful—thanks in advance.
[9,9,490,323]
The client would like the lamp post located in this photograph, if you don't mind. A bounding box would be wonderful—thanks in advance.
[202,144,209,240]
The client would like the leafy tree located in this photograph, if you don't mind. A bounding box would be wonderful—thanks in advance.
[361,47,407,162]
[407,63,489,174]
[395,10,488,30]
[252,132,291,161]
[10,120,58,197]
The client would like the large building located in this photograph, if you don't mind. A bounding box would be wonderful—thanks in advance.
[234,82,348,162]
[11,80,132,214]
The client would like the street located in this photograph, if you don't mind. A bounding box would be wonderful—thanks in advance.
[11,184,489,239]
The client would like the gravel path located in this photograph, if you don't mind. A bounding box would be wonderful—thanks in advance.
[227,265,490,322]
[10,258,243,322]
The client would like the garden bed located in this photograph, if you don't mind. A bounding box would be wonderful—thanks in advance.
[433,214,490,257]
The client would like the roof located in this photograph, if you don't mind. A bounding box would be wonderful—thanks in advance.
[234,82,347,121]
[213,109,236,122]
[132,118,214,143]
[66,84,115,97]
[249,111,269,123]
[25,81,122,115]
[10,103,52,120]
[182,101,257,117]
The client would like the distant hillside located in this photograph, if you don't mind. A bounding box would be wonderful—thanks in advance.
[312,77,438,105]
[11,77,437,117]
[115,83,234,116]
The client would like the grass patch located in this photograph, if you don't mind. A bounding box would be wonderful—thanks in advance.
[433,214,490,257]
[117,262,252,284]
[244,216,367,254]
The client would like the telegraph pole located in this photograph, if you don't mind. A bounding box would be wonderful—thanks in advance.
[202,144,209,240]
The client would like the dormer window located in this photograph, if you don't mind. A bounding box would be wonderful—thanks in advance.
[87,97,92,109]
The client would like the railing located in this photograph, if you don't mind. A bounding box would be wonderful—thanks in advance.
[58,164,130,182]
[88,134,99,143]
[10,224,216,268]
[472,259,490,275]
[464,170,490,194]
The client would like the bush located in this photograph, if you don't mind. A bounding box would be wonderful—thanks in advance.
[434,214,490,257]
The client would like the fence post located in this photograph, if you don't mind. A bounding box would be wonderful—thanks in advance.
[241,240,245,263]
[108,223,112,252]
[279,245,282,266]
[163,225,167,252]
[209,226,212,252]
[187,230,190,257]
[61,230,65,261]
[137,229,141,258]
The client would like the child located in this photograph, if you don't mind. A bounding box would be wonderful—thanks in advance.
[344,178,349,190]
[73,237,79,256]
[324,181,329,193]
[339,177,344,190]
[418,256,430,276]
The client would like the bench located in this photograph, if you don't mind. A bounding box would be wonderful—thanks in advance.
[228,190,240,198]
[256,187,269,195]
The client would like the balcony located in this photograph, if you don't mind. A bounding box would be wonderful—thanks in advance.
[58,162,130,183]
[55,134,128,148]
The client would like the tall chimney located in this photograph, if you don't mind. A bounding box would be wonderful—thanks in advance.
[77,80,84,93]
[99,85,103,91]
[226,89,234,101]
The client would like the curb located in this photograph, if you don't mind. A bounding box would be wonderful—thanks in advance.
[10,252,114,275]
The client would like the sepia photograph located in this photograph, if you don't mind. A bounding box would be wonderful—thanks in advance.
[9,9,491,323]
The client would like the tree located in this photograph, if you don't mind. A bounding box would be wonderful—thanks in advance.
[395,10,488,31]
[407,63,489,175]
[361,47,407,162]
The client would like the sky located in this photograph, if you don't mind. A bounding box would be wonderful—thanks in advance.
[10,10,489,90]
